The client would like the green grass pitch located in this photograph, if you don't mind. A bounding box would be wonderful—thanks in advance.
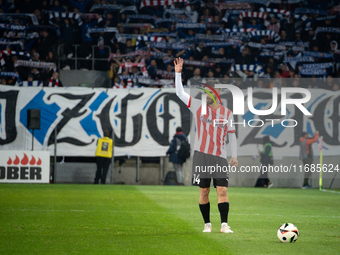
[0,184,339,255]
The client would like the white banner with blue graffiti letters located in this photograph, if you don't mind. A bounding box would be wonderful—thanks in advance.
[0,85,340,157]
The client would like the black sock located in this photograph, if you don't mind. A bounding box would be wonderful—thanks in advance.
[218,202,229,224]
[199,202,210,223]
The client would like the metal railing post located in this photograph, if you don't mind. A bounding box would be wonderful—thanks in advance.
[75,45,78,70]
[54,126,57,183]
[136,156,140,182]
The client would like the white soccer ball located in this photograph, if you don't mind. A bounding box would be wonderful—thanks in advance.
[277,223,299,243]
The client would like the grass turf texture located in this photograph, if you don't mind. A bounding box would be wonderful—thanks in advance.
[0,185,339,255]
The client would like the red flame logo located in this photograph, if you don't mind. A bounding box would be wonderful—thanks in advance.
[6,154,42,166]
[29,156,36,165]
[13,155,20,165]
[21,153,28,165]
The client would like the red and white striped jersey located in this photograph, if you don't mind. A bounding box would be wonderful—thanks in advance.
[187,97,235,159]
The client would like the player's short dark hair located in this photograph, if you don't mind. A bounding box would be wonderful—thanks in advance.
[176,127,182,133]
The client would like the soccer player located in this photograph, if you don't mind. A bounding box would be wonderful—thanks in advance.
[174,57,238,233]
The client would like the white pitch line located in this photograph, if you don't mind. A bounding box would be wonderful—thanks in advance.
[2,209,339,218]
[321,189,340,194]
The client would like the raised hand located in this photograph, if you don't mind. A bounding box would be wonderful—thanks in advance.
[174,57,183,73]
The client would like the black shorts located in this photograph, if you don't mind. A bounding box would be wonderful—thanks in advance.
[191,151,229,188]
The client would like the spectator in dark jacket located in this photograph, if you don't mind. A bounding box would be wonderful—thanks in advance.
[255,136,273,188]
[166,127,188,185]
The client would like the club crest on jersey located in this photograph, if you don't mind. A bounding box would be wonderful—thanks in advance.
[200,116,227,129]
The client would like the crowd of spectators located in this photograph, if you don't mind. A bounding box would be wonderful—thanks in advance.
[0,0,340,90]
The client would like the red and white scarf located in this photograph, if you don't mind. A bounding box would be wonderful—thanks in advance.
[48,77,59,87]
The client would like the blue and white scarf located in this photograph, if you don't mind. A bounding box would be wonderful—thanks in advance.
[182,59,213,67]
[155,18,192,24]
[0,39,23,46]
[0,71,21,85]
[304,51,334,59]
[148,32,177,38]
[218,28,256,33]
[18,80,43,87]
[49,12,83,26]
[119,6,138,14]
[294,8,328,16]
[283,56,314,69]
[301,62,333,69]
[88,27,119,33]
[127,15,155,23]
[204,58,235,64]
[248,42,277,49]
[259,51,285,58]
[269,0,302,3]
[249,30,281,42]
[0,23,26,30]
[230,64,264,76]
[4,31,39,39]
[313,27,340,40]
[148,42,191,50]
[0,13,39,25]
[195,34,225,41]
[299,69,327,76]
[176,23,206,29]
[203,42,238,48]
[1,50,31,59]
[163,8,190,18]
[90,4,123,12]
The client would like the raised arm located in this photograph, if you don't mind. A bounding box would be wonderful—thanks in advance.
[174,57,190,106]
